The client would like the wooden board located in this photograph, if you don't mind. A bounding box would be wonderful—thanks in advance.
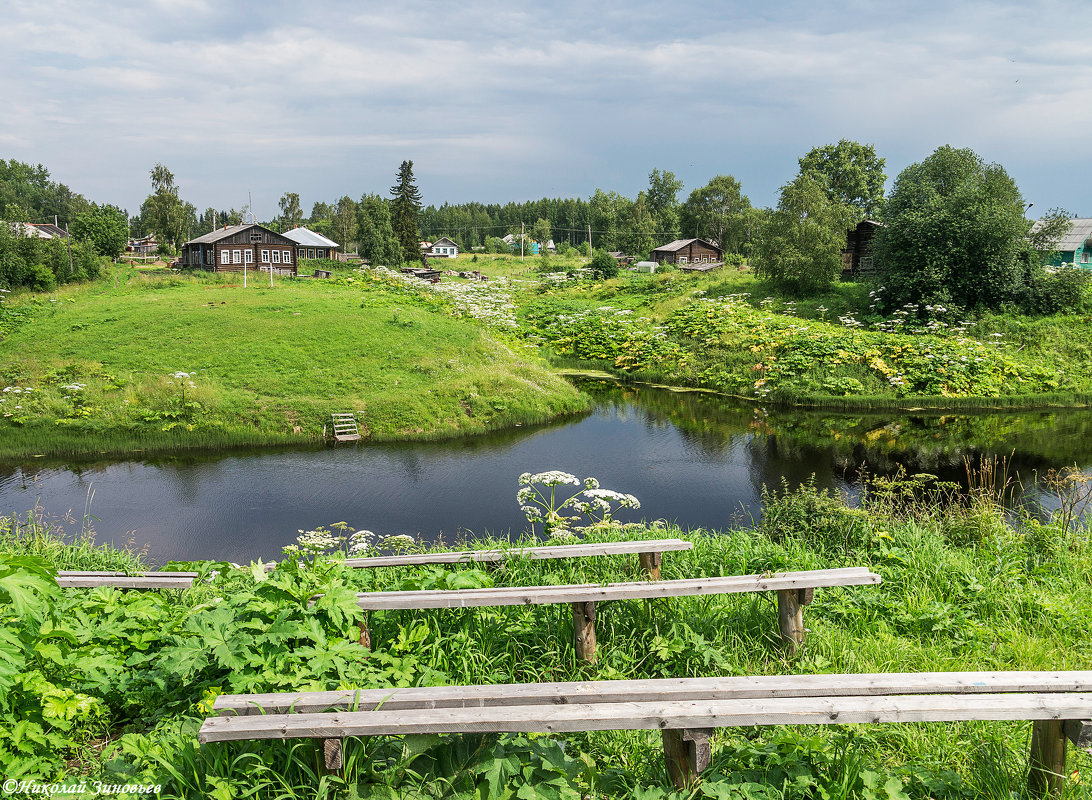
[199,692,1092,742]
[341,539,693,568]
[213,671,1092,717]
[56,571,197,589]
[344,567,881,610]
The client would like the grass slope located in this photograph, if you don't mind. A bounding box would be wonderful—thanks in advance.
[0,266,586,458]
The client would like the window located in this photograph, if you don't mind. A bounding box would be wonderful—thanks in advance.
[282,250,291,263]
[678,256,688,264]
[261,249,270,263]
[860,256,874,272]
[272,250,281,264]
[250,232,262,242]
[221,250,229,265]
[298,248,306,260]
[308,249,315,259]
[244,250,253,264]
[232,250,241,264]
[1083,252,1089,263]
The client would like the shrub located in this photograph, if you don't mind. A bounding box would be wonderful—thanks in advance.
[590,249,619,279]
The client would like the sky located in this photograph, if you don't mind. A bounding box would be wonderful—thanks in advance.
[2,0,1090,221]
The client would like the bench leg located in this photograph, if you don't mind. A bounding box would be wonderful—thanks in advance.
[638,551,663,581]
[358,614,371,650]
[572,601,597,663]
[663,728,712,790]
[1029,720,1067,796]
[776,588,811,653]
[320,738,343,773]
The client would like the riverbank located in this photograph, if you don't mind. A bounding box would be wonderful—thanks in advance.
[0,264,587,459]
[2,479,1089,797]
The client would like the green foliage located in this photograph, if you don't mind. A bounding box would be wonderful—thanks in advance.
[589,249,620,279]
[646,168,683,239]
[680,175,753,253]
[875,146,1033,313]
[798,139,887,219]
[0,220,102,291]
[755,174,854,296]
[0,158,91,227]
[70,204,128,259]
[390,160,423,265]
[357,194,403,267]
[277,192,303,231]
[140,164,196,251]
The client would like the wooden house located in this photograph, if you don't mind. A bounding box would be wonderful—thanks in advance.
[180,224,299,275]
[426,236,459,259]
[841,220,883,279]
[282,227,340,261]
[25,222,68,239]
[1033,217,1092,269]
[650,238,722,268]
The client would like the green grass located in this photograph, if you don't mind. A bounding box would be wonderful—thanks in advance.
[0,265,587,458]
[2,477,1091,797]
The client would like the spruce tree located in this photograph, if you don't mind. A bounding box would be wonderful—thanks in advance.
[390,160,423,264]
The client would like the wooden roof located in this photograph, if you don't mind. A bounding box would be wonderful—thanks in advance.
[651,238,721,253]
[183,223,292,246]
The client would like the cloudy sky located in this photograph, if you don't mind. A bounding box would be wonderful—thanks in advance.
[2,0,1089,220]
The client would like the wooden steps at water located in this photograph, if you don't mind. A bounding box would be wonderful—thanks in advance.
[330,413,361,442]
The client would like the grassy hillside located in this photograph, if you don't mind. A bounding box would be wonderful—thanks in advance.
[0,264,586,458]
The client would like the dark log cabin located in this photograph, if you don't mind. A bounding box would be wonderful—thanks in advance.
[650,238,723,269]
[841,220,883,280]
[180,224,299,275]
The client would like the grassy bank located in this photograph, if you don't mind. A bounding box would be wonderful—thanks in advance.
[2,476,1091,797]
[520,265,1092,408]
[0,265,587,458]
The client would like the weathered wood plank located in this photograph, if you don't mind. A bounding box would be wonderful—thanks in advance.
[199,692,1092,742]
[572,602,597,663]
[339,539,693,569]
[663,728,712,790]
[56,571,196,589]
[213,671,1092,716]
[345,568,880,610]
[777,589,806,651]
[1064,718,1092,748]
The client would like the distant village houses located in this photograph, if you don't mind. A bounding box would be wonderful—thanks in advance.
[282,227,340,261]
[650,238,723,270]
[180,223,299,275]
[1032,217,1092,268]
[424,236,459,259]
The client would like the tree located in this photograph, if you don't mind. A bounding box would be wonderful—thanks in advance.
[680,175,752,252]
[141,163,191,250]
[646,168,683,239]
[278,192,303,231]
[332,196,358,252]
[755,174,855,295]
[357,194,402,266]
[621,192,656,257]
[874,146,1034,311]
[589,249,620,279]
[798,140,886,219]
[531,217,551,251]
[70,203,128,258]
[390,160,423,264]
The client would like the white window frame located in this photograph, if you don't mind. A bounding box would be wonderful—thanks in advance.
[272,250,281,264]
[308,249,315,259]
[260,249,270,263]
[244,249,253,264]
[282,250,291,263]
[1083,251,1089,264]
[678,256,688,264]
[860,256,874,271]
[298,248,306,260]
[220,250,229,265]
[232,250,241,264]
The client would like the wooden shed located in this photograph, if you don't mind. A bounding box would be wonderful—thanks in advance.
[650,238,723,268]
[841,220,883,280]
[181,224,299,275]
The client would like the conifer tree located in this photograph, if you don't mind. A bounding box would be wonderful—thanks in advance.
[390,160,423,264]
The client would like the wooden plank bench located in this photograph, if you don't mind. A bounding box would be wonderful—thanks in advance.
[55,570,198,589]
[199,671,1092,795]
[338,566,881,659]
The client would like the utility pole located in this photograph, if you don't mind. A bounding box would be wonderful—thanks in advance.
[521,221,524,262]
[587,223,592,254]
[65,224,73,278]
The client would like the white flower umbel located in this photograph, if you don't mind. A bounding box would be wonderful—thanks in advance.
[516,471,640,536]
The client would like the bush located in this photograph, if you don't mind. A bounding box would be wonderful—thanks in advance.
[1020,265,1091,314]
[590,249,619,279]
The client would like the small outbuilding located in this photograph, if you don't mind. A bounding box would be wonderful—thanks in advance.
[841,220,883,279]
[282,227,341,261]
[181,223,299,275]
[650,238,722,268]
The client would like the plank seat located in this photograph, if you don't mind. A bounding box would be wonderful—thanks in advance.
[199,671,1092,794]
[55,570,198,589]
[335,567,881,660]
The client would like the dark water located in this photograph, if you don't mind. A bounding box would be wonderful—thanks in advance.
[1,379,1090,564]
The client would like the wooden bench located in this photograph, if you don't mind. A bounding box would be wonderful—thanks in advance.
[199,671,1092,794]
[339,566,881,659]
[55,570,198,589]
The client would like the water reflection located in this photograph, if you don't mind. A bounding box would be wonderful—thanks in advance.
[1,379,1089,563]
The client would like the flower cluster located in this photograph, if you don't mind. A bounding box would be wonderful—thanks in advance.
[516,471,641,538]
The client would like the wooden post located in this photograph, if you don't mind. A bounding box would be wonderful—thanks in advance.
[638,551,663,581]
[1028,719,1067,796]
[1064,719,1092,749]
[776,588,808,652]
[321,738,343,773]
[358,614,371,650]
[662,728,712,790]
[572,601,597,663]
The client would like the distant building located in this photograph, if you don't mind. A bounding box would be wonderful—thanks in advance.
[1032,217,1092,268]
[650,238,722,269]
[180,224,299,275]
[127,235,157,255]
[425,236,459,259]
[841,220,883,279]
[25,222,68,239]
[282,227,340,261]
